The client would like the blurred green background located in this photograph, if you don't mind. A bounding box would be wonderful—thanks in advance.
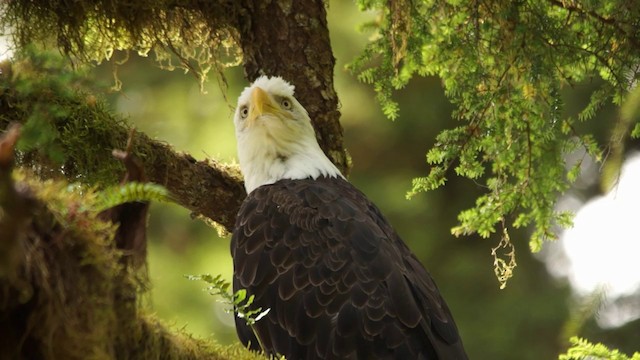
[84,1,638,359]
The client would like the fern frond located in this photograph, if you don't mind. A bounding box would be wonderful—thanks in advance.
[187,274,272,353]
[94,182,169,212]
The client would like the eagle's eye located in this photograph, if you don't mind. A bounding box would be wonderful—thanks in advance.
[240,106,249,119]
[281,98,292,110]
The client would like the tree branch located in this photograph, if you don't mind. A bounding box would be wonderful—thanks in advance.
[546,0,640,49]
[140,136,246,231]
[0,66,245,232]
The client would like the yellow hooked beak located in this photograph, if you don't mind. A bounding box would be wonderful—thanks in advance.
[248,87,280,127]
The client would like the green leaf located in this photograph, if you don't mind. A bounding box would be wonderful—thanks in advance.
[234,289,247,305]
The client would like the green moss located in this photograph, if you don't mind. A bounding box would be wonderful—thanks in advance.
[2,171,124,359]
[1,170,264,359]
[137,315,269,360]
[1,50,131,186]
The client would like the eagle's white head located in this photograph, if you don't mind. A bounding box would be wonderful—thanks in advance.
[233,76,343,193]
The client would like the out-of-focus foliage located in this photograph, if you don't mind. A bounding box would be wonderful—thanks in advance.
[351,0,640,283]
[623,86,640,139]
[559,337,640,360]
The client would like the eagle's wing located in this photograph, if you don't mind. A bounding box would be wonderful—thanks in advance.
[231,177,467,359]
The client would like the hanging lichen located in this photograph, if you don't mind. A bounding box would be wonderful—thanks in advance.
[0,0,243,90]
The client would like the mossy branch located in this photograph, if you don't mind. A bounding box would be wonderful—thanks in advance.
[0,56,245,232]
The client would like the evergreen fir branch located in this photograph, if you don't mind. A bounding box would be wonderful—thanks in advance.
[578,88,611,122]
[352,0,640,285]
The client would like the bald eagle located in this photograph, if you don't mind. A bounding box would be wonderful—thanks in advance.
[231,76,468,359]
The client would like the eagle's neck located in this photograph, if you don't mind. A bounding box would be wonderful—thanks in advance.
[239,137,343,194]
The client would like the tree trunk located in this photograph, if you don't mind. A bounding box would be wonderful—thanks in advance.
[0,1,346,358]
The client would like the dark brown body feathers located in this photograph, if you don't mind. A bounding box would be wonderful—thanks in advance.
[231,176,467,359]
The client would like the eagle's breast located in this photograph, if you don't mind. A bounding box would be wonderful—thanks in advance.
[231,176,467,359]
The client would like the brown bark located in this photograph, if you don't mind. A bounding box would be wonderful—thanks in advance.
[140,138,246,231]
